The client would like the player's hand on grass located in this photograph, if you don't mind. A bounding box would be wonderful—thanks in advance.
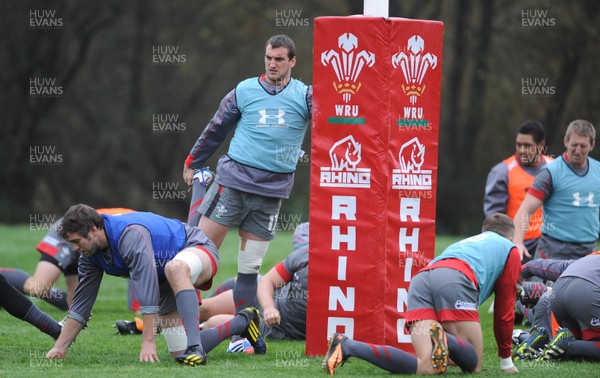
[500,357,519,374]
[139,340,159,363]
[501,365,519,374]
[46,347,67,359]
[263,306,281,327]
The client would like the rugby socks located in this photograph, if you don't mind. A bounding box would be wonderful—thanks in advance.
[175,289,204,352]
[0,268,29,292]
[40,288,69,311]
[233,273,258,312]
[343,339,417,374]
[0,275,32,318]
[23,304,62,340]
[197,313,249,353]
[0,268,68,311]
[446,333,478,373]
[567,340,600,360]
[208,277,237,298]
[0,275,61,339]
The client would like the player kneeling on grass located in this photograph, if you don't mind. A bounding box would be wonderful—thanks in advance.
[323,213,521,375]
[45,204,267,366]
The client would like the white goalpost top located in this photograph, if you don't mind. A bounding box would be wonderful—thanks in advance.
[363,0,389,17]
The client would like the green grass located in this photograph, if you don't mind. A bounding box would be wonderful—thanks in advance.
[0,227,596,377]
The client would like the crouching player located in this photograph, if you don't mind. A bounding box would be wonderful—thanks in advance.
[45,204,265,366]
[0,207,137,312]
[324,213,520,375]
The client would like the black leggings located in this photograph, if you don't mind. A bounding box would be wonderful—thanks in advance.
[0,274,35,318]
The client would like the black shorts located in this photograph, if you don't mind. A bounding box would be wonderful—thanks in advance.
[40,252,78,276]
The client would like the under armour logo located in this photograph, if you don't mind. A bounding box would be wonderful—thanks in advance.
[258,109,285,124]
[572,192,597,207]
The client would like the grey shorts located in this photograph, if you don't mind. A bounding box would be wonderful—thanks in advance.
[536,234,596,260]
[551,276,600,340]
[199,183,282,240]
[158,280,179,316]
[406,268,480,325]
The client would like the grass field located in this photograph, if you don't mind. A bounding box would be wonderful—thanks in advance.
[0,225,596,377]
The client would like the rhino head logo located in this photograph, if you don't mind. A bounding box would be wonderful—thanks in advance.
[399,137,425,172]
[329,135,362,171]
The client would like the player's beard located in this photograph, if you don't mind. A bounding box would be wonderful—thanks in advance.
[79,236,100,256]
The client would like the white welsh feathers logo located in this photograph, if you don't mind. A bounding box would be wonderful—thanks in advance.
[320,135,371,188]
[322,33,375,103]
[392,137,432,190]
[392,35,438,105]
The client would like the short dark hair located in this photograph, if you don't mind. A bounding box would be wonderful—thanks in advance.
[482,213,515,239]
[518,120,545,144]
[59,204,104,239]
[265,34,296,60]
